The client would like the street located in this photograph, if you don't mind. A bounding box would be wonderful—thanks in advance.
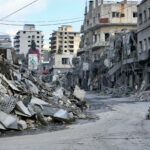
[0,93,150,150]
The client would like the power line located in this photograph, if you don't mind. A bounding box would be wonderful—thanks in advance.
[1,17,83,23]
[0,0,39,21]
[0,2,137,27]
[0,19,83,27]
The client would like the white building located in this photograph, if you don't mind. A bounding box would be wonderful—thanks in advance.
[14,24,44,55]
[50,54,74,75]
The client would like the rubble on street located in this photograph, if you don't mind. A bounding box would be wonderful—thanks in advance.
[0,56,87,133]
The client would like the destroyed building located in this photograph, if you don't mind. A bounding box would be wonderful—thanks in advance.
[76,0,138,90]
[137,0,150,86]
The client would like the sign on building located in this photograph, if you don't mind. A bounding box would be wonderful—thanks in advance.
[28,54,38,70]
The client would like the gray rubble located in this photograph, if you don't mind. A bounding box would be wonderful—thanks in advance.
[0,56,87,132]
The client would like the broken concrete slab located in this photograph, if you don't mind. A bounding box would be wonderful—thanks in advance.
[53,87,64,99]
[73,85,86,101]
[0,111,18,129]
[0,123,6,130]
[18,120,27,130]
[16,101,31,117]
[31,97,50,105]
[0,73,20,92]
[24,79,39,94]
[0,96,16,113]
[54,109,70,121]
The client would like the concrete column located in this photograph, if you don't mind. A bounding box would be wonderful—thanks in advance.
[89,1,94,11]
[95,0,99,7]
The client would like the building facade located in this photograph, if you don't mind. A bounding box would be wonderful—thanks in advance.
[79,0,137,58]
[75,0,138,90]
[14,24,44,56]
[50,25,80,55]
[49,54,74,75]
[137,0,150,85]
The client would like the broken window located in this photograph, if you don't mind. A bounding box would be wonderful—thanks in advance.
[144,10,147,22]
[69,45,74,48]
[112,12,120,18]
[87,20,89,25]
[139,41,143,52]
[69,50,74,53]
[62,58,69,64]
[133,12,137,18]
[93,34,97,43]
[148,37,150,47]
[139,13,143,24]
[105,33,110,42]
[120,13,125,17]
[93,17,96,24]
[144,39,147,51]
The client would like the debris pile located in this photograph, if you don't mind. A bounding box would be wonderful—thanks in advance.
[100,86,134,97]
[0,58,87,131]
[135,90,150,102]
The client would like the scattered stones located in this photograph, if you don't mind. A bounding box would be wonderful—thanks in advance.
[0,56,87,132]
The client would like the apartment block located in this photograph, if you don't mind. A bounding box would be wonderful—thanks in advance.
[137,0,150,60]
[78,0,138,61]
[14,24,44,55]
[50,25,80,55]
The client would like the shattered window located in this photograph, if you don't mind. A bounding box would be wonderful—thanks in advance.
[133,12,137,18]
[62,58,69,64]
[105,33,110,42]
[112,12,120,18]
[139,13,143,24]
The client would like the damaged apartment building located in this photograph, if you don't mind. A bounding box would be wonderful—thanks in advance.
[76,0,138,90]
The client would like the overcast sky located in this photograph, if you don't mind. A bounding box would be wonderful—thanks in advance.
[0,0,141,45]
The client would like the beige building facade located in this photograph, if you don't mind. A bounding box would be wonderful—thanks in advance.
[78,0,138,61]
[50,25,80,55]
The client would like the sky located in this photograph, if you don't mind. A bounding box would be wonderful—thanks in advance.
[0,0,142,46]
[0,0,86,45]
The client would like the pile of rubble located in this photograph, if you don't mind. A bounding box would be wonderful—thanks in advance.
[0,58,87,131]
[100,86,133,97]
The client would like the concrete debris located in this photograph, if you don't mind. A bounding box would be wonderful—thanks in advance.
[0,55,87,133]
[0,96,16,113]
[16,101,32,117]
[73,85,86,101]
[135,90,150,102]
[0,111,18,130]
[54,109,70,121]
[18,120,27,130]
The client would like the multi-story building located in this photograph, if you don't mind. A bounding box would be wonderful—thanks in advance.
[78,0,137,60]
[76,0,138,90]
[137,0,150,60]
[137,0,150,85]
[49,25,80,76]
[14,24,44,55]
[50,25,80,55]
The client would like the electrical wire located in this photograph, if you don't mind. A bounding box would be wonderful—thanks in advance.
[2,17,83,23]
[0,19,83,27]
[0,0,39,21]
[0,1,138,26]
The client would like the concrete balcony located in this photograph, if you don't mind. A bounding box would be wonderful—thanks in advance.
[92,41,110,50]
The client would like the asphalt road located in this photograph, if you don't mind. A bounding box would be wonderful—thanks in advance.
[0,93,150,150]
